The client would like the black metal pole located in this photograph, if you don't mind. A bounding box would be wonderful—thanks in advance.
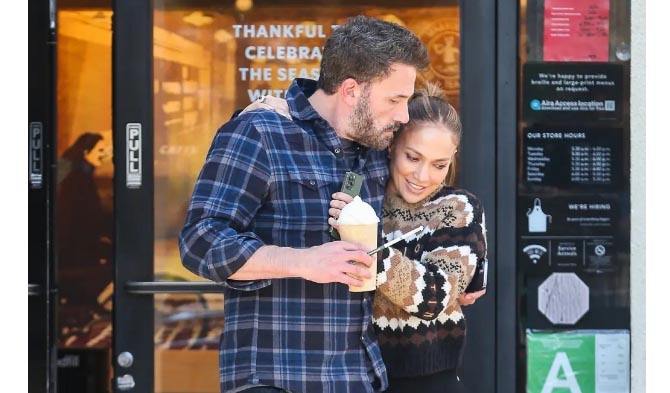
[112,0,155,391]
[29,0,58,391]
[496,0,519,392]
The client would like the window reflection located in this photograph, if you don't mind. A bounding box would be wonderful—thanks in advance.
[56,10,114,350]
[152,4,463,285]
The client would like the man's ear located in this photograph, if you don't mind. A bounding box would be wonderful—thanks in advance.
[339,78,360,106]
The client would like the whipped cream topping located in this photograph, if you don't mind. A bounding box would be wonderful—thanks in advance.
[337,196,380,225]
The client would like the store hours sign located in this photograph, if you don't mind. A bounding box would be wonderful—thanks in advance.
[522,127,623,191]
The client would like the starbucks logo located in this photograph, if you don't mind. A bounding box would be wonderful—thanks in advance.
[427,30,460,80]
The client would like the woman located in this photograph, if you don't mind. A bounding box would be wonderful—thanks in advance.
[331,83,487,392]
[56,132,113,346]
[243,83,488,392]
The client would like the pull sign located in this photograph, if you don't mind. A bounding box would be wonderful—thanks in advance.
[29,122,43,189]
[126,123,142,188]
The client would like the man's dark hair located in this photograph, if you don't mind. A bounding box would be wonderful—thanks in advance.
[317,15,429,94]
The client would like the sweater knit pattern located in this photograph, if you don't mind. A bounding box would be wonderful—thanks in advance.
[373,186,488,378]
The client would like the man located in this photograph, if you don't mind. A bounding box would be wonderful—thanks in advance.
[179,15,429,393]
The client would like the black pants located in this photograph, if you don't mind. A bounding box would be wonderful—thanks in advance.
[386,369,466,393]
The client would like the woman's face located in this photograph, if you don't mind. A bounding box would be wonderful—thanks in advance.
[84,140,110,168]
[387,124,458,204]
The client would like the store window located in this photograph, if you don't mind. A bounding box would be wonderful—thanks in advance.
[518,0,631,391]
[55,6,115,392]
[53,2,463,391]
[152,1,460,391]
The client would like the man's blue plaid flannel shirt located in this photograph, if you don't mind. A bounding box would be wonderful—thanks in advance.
[179,79,390,393]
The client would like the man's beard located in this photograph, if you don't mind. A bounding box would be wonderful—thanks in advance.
[347,92,401,150]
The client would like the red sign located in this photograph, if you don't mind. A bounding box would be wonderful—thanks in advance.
[543,0,610,61]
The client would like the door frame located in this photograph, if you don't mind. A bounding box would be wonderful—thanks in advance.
[111,1,519,392]
[458,1,518,392]
[494,0,519,392]
[29,0,58,391]
[112,0,155,391]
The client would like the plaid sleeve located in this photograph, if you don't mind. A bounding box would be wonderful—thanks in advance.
[179,118,272,290]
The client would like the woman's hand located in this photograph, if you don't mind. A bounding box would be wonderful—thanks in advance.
[458,289,486,306]
[327,192,355,227]
[240,95,291,119]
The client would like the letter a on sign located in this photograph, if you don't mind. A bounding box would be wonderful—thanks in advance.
[541,352,582,393]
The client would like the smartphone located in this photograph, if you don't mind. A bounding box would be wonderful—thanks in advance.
[330,171,363,240]
[465,258,488,293]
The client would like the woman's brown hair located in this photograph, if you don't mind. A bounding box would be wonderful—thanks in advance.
[396,81,462,186]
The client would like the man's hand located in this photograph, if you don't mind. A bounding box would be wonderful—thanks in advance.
[229,241,374,287]
[240,95,291,119]
[458,289,486,306]
[296,241,373,287]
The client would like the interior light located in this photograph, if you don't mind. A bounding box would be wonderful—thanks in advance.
[235,0,254,12]
[182,11,214,27]
[214,29,234,44]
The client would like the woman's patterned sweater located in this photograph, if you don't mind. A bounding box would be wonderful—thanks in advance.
[374,186,488,377]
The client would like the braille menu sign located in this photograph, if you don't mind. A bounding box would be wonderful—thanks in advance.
[522,62,623,123]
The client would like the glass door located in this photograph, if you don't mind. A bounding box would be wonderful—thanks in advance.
[53,2,115,391]
[113,1,503,392]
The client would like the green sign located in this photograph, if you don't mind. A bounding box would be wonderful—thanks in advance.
[526,330,630,393]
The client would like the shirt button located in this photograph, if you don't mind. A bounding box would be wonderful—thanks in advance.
[334,148,341,154]
[309,180,316,186]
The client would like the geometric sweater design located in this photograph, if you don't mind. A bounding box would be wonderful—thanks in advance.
[373,186,488,377]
